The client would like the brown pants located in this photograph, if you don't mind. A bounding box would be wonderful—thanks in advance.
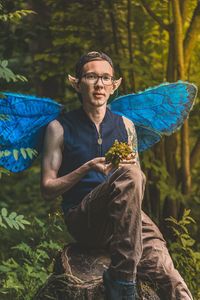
[65,165,193,300]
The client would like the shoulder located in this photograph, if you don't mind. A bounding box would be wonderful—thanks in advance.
[45,120,64,148]
[122,116,135,129]
[122,116,137,142]
[46,120,63,136]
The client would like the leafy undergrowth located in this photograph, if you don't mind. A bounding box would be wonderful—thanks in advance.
[167,209,200,299]
[0,209,71,300]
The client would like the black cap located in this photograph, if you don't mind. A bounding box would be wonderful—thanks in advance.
[75,51,113,78]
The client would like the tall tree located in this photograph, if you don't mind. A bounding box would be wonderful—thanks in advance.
[140,0,200,231]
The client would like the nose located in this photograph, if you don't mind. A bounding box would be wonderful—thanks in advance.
[95,77,104,88]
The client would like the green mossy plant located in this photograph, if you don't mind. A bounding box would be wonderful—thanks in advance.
[105,140,134,167]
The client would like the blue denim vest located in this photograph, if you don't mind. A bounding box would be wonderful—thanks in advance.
[57,106,128,213]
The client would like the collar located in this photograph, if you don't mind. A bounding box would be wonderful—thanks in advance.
[78,106,111,125]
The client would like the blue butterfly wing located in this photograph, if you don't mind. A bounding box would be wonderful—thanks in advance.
[0,82,197,172]
[0,92,62,172]
[109,81,197,152]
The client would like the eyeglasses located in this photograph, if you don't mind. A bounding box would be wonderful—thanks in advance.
[81,72,114,86]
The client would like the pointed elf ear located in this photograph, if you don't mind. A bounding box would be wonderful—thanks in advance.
[110,78,122,94]
[68,75,80,92]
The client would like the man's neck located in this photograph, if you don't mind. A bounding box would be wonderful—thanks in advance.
[82,104,106,129]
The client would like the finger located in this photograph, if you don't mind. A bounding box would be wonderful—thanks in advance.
[104,162,116,174]
[120,159,136,164]
[104,163,112,173]
[106,165,114,173]
[96,157,105,163]
[118,161,136,168]
[105,162,112,168]
[127,153,136,158]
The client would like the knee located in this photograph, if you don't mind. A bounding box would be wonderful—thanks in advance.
[107,165,146,199]
[119,164,146,186]
[151,247,185,287]
[158,266,191,298]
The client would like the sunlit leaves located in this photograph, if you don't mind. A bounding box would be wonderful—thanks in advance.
[13,149,19,161]
[0,148,38,161]
[0,10,35,23]
[0,60,28,82]
[20,148,27,159]
[166,209,196,245]
[167,209,200,296]
[0,167,10,178]
[0,150,11,158]
[25,148,38,160]
[0,3,32,83]
[0,208,30,230]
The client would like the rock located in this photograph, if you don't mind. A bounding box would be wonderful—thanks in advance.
[34,243,160,299]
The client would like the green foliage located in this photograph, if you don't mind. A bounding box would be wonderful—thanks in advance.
[0,208,30,230]
[0,167,10,178]
[0,0,200,297]
[0,3,34,83]
[0,216,65,300]
[0,148,37,161]
[167,210,200,299]
[0,9,35,23]
[0,59,27,82]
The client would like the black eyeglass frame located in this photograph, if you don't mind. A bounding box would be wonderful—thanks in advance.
[80,72,115,86]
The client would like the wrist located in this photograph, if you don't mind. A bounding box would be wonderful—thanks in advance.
[84,160,94,172]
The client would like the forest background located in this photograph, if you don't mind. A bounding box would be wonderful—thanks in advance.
[0,0,200,299]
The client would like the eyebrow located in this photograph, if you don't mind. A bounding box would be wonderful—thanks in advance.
[84,72,113,76]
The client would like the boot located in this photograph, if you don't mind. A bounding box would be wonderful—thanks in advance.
[103,270,137,300]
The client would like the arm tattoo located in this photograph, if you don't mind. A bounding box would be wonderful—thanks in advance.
[127,124,140,167]
[127,127,137,153]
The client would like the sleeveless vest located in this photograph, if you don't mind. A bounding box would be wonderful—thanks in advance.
[57,106,128,213]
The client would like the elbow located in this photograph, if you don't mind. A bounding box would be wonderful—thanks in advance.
[41,183,55,201]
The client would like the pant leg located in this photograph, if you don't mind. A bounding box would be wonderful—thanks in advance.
[137,212,193,300]
[65,164,146,282]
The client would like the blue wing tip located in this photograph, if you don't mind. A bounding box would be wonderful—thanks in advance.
[1,91,62,107]
[111,80,198,103]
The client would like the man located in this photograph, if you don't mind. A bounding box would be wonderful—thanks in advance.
[41,51,193,299]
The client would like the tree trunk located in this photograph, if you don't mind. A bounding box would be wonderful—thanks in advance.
[28,0,61,98]
[184,1,200,73]
[162,27,179,228]
[172,0,191,194]
[34,244,160,300]
[107,0,127,94]
[190,137,200,169]
[127,0,136,92]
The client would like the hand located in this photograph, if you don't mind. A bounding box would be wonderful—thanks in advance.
[118,153,137,167]
[88,157,116,175]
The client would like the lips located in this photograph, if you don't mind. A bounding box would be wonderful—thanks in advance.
[93,93,105,96]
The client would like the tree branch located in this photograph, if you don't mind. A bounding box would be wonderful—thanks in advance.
[184,1,200,72]
[140,0,170,31]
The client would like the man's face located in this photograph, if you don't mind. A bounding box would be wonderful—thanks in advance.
[78,60,114,108]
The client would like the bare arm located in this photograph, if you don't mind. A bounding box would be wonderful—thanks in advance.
[122,116,140,168]
[41,120,112,200]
